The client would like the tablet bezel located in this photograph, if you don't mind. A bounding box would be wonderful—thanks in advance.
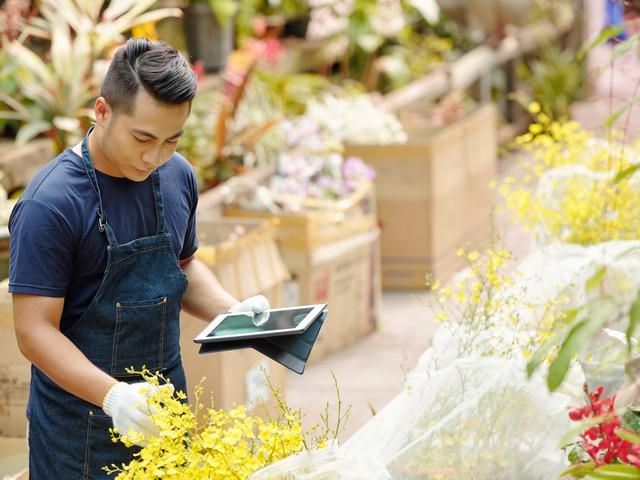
[193,303,327,344]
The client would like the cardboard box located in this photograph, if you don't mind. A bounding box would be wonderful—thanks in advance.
[0,284,29,438]
[224,181,377,251]
[0,437,28,480]
[180,219,289,415]
[344,104,497,288]
[279,229,381,363]
[194,218,289,299]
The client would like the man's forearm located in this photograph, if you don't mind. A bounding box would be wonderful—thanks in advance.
[18,321,117,407]
[180,257,238,321]
[13,294,118,408]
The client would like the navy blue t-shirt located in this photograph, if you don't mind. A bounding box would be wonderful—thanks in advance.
[8,147,199,332]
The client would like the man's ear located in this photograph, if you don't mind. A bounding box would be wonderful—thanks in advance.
[94,97,111,126]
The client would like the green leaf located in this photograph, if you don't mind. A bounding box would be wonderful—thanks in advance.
[586,464,640,479]
[15,121,51,144]
[568,443,591,464]
[627,290,640,354]
[562,462,596,477]
[526,309,578,377]
[623,409,640,433]
[561,414,615,445]
[616,428,640,444]
[0,111,26,120]
[120,8,183,32]
[587,266,607,291]
[6,41,54,87]
[0,91,29,117]
[614,164,640,183]
[547,302,615,391]
[604,96,640,131]
[578,26,626,61]
[606,103,631,129]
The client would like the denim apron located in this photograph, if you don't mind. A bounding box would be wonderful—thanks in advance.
[28,135,188,479]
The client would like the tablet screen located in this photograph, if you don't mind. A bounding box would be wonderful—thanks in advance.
[204,306,316,339]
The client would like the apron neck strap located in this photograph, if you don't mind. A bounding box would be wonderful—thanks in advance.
[80,130,166,246]
[150,164,165,235]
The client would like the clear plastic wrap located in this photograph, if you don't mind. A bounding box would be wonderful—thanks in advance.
[250,240,640,479]
[251,358,573,479]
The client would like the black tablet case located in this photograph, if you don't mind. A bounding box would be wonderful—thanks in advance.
[197,309,327,375]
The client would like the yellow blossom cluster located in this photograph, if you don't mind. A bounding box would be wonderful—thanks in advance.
[427,247,570,359]
[105,370,325,480]
[499,105,640,245]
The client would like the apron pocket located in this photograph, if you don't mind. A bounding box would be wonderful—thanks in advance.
[112,296,167,376]
[84,411,138,480]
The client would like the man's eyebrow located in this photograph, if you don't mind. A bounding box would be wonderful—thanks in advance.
[131,128,183,140]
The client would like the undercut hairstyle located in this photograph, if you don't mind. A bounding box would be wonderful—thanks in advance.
[100,38,197,114]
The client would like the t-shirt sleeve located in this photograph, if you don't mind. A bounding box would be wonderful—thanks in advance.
[179,166,199,260]
[8,198,75,297]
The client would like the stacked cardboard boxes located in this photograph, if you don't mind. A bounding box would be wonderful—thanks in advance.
[180,218,290,413]
[224,184,382,362]
[344,104,498,288]
[279,229,381,362]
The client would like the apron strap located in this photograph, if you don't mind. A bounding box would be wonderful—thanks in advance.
[81,134,118,246]
[79,129,167,243]
[150,169,165,235]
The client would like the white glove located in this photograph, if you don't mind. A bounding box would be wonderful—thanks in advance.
[102,381,172,446]
[229,295,270,326]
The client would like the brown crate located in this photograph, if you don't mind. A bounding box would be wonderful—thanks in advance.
[224,181,377,251]
[344,104,497,289]
[279,229,381,363]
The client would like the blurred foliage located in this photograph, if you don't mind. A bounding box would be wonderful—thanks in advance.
[516,44,587,120]
[179,50,283,190]
[0,50,22,137]
[0,0,181,151]
[235,0,310,43]
[253,70,332,116]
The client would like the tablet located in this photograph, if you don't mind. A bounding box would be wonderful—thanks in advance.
[194,304,327,344]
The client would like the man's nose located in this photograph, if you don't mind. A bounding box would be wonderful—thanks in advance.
[142,147,163,168]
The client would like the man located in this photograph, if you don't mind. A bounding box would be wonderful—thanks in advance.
[8,37,269,478]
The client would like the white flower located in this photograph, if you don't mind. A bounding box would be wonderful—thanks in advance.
[307,6,348,40]
[370,0,405,38]
[305,93,407,145]
[407,0,440,23]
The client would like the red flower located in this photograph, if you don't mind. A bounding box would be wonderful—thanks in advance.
[568,384,640,467]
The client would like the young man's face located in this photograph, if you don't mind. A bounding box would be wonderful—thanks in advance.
[96,89,190,182]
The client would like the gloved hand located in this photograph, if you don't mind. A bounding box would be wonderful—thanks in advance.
[229,294,270,326]
[102,381,173,446]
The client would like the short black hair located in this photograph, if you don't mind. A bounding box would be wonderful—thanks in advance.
[100,38,197,114]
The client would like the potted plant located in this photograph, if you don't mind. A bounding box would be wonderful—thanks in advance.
[0,0,182,152]
[183,0,236,72]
